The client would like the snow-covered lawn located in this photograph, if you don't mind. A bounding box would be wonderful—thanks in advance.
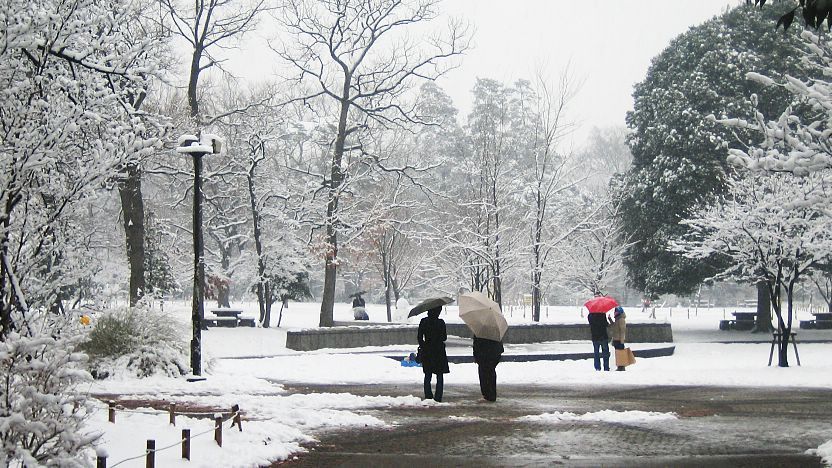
[82,301,832,467]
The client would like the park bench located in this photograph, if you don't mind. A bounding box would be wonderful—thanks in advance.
[238,315,256,327]
[719,311,756,331]
[799,312,832,329]
[203,308,244,328]
[202,316,238,328]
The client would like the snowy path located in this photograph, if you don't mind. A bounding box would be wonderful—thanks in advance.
[82,302,832,467]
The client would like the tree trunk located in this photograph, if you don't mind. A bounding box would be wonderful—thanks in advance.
[319,90,349,327]
[385,280,393,323]
[382,249,393,322]
[277,297,286,328]
[531,271,541,322]
[262,287,272,328]
[752,280,774,333]
[118,163,146,307]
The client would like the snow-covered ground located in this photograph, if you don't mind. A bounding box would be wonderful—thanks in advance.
[82,301,832,467]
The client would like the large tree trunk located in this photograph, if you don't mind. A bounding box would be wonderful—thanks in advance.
[118,163,146,307]
[319,91,349,327]
[752,280,774,333]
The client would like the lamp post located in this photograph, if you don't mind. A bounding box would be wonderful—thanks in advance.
[177,133,223,377]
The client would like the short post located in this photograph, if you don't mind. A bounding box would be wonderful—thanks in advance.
[214,413,223,447]
[96,447,108,468]
[169,403,176,426]
[232,404,242,432]
[146,440,155,468]
[181,429,191,460]
[108,401,116,423]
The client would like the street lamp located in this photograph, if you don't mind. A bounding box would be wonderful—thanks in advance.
[177,133,223,377]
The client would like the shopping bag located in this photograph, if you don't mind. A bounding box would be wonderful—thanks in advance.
[615,347,636,367]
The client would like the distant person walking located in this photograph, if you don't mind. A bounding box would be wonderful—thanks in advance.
[588,312,611,371]
[417,307,450,402]
[610,306,627,371]
[473,336,504,402]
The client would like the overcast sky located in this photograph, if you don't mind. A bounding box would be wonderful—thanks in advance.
[435,0,740,144]
[222,0,740,146]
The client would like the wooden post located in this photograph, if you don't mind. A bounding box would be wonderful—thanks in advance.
[231,404,242,432]
[146,440,155,468]
[214,413,223,447]
[169,403,176,426]
[182,429,191,460]
[96,448,108,468]
[108,401,116,423]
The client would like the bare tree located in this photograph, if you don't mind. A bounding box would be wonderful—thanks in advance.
[275,0,469,326]
[520,71,584,321]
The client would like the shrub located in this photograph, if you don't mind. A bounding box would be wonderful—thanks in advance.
[0,330,97,467]
[80,306,187,378]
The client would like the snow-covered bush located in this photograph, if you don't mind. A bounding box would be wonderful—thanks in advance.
[0,331,97,467]
[81,306,187,379]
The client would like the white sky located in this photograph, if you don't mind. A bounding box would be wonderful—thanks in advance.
[221,1,740,145]
[434,0,739,143]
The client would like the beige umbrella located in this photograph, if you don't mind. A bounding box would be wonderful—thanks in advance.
[458,291,508,341]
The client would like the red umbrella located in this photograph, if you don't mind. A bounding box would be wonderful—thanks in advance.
[584,296,618,314]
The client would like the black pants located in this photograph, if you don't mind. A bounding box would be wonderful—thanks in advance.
[424,372,443,402]
[477,363,498,401]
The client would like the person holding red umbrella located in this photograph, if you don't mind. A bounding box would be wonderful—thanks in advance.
[584,296,618,371]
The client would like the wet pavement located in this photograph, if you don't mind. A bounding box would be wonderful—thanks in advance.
[272,382,831,467]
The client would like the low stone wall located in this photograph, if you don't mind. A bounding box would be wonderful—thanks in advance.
[285,322,673,351]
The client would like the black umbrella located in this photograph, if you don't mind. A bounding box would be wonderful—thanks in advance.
[348,290,367,298]
[408,296,454,317]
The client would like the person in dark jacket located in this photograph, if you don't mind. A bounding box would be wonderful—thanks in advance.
[473,335,504,402]
[417,307,450,401]
[588,312,611,371]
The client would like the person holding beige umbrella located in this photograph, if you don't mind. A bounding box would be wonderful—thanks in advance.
[459,292,508,402]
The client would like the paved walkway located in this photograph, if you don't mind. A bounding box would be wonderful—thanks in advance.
[273,383,830,467]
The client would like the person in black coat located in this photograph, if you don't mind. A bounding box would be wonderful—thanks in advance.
[587,312,611,371]
[417,307,450,402]
[473,335,504,402]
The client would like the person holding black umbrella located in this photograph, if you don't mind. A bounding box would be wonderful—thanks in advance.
[417,306,450,402]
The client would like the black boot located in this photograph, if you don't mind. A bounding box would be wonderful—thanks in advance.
[616,366,626,371]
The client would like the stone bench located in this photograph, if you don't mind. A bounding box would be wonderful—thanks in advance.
[286,322,673,351]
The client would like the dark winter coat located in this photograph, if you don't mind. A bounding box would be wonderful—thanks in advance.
[418,316,450,374]
[473,336,504,367]
[588,313,610,342]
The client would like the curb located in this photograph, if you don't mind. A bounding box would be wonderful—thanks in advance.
[387,345,676,364]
